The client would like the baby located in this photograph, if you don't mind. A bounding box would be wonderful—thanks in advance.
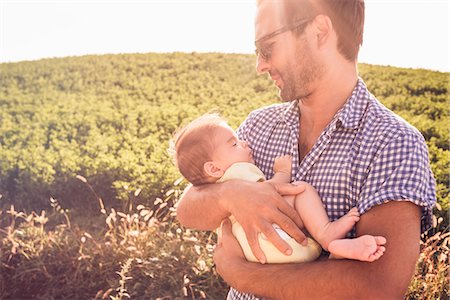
[171,114,386,263]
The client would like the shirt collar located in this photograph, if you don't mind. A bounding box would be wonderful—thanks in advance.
[336,78,370,130]
[279,99,300,128]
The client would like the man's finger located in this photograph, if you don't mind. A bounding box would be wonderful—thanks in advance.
[219,218,232,241]
[217,218,247,260]
[272,214,307,245]
[244,229,267,264]
[274,193,304,229]
[264,181,307,244]
[278,197,303,226]
[220,218,244,249]
[217,220,225,246]
[259,222,295,256]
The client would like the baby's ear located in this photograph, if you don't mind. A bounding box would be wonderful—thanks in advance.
[204,161,225,178]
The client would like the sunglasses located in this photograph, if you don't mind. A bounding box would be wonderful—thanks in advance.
[254,18,312,61]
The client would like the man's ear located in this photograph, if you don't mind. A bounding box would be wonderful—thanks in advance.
[204,161,225,178]
[312,14,333,47]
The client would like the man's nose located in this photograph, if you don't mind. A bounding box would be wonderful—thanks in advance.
[256,55,270,74]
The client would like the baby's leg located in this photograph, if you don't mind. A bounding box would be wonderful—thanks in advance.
[290,182,359,250]
[328,235,387,262]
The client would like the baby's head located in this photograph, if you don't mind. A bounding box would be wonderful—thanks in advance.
[171,114,254,186]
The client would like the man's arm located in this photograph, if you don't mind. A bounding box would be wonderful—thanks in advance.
[176,183,229,230]
[214,201,421,299]
[176,179,307,263]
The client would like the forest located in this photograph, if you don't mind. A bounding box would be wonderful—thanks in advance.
[0,53,448,299]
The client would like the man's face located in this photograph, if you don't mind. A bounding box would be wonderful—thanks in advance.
[255,1,324,102]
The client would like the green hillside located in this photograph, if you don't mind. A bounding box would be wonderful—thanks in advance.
[0,52,448,212]
[0,53,448,299]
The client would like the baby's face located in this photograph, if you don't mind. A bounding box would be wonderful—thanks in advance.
[212,124,254,170]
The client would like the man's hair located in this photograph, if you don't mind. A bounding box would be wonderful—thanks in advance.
[259,0,365,61]
[317,0,365,61]
[169,113,227,186]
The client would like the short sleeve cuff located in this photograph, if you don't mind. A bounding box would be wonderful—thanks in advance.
[359,190,434,233]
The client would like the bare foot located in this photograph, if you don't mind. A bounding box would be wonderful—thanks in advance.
[328,235,387,262]
[318,207,360,248]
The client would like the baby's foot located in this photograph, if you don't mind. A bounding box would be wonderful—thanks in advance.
[319,207,360,247]
[362,236,387,262]
[328,235,387,262]
[340,207,360,228]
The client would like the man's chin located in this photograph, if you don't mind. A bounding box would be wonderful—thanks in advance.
[279,90,296,102]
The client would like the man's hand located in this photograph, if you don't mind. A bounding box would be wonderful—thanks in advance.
[221,180,307,263]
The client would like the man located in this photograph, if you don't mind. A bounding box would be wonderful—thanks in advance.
[176,0,436,298]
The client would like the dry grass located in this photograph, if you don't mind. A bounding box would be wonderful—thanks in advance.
[0,181,448,299]
[406,208,449,299]
[0,182,227,299]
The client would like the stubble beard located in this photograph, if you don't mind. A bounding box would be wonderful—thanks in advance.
[278,39,324,102]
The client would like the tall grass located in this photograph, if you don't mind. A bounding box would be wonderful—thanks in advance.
[0,180,227,299]
[0,179,448,299]
[406,204,449,299]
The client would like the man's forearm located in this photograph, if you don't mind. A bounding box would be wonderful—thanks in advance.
[219,201,420,299]
[236,257,402,299]
[176,183,231,230]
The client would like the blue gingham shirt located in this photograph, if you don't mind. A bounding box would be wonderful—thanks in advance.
[229,79,436,300]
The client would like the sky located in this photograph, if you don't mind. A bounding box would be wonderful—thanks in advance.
[0,0,449,72]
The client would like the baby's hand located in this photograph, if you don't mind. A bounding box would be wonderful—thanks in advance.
[274,155,292,174]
